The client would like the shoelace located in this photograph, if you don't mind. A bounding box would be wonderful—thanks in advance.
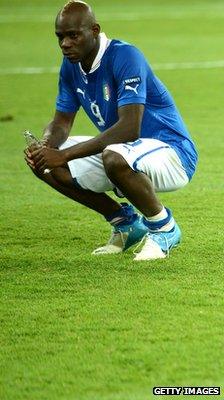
[133,233,170,258]
[108,228,125,248]
[150,232,171,258]
[133,233,148,255]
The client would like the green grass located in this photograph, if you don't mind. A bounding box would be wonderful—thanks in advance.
[1,1,224,399]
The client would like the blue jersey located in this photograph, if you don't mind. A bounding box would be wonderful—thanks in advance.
[56,39,198,179]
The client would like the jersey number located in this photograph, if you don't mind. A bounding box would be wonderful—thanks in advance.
[90,101,105,127]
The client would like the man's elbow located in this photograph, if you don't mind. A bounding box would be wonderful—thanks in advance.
[118,104,144,143]
[125,125,141,142]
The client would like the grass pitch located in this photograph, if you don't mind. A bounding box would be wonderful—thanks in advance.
[1,1,224,399]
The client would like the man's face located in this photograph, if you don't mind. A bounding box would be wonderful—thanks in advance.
[55,12,98,64]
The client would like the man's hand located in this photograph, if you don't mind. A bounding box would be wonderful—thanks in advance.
[29,146,67,172]
[24,144,39,171]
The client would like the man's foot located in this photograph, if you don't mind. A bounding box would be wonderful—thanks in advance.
[134,223,181,261]
[92,215,148,255]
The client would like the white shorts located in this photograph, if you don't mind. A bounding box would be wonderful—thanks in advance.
[60,136,189,193]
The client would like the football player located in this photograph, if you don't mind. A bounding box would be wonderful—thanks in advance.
[25,0,198,260]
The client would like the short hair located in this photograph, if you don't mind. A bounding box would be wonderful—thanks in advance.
[59,1,96,27]
[61,1,89,15]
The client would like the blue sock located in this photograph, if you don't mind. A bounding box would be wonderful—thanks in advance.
[106,203,138,226]
[143,207,175,232]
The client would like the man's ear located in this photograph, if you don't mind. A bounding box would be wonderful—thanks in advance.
[92,24,100,38]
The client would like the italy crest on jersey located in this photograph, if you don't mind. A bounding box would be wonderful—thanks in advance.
[103,83,110,101]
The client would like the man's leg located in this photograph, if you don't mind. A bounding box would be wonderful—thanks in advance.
[102,150,164,216]
[31,166,148,254]
[33,166,120,216]
[102,149,182,260]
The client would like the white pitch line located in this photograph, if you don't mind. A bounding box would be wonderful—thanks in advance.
[153,60,224,70]
[0,66,60,75]
[1,9,224,23]
[1,60,224,76]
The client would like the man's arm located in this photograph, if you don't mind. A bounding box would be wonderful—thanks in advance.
[25,110,76,171]
[42,110,76,148]
[64,103,144,161]
[31,104,144,172]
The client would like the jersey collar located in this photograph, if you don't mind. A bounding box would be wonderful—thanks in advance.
[79,32,111,75]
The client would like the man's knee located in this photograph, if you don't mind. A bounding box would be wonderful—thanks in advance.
[31,166,73,188]
[30,167,44,181]
[102,149,129,179]
[51,167,74,188]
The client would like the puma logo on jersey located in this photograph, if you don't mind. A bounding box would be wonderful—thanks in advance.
[76,88,85,99]
[125,84,139,94]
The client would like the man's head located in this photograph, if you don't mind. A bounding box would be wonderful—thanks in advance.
[55,1,100,68]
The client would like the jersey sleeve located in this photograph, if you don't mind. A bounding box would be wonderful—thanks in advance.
[56,58,80,113]
[113,45,148,107]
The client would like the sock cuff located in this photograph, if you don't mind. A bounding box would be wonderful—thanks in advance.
[106,203,137,225]
[144,207,173,230]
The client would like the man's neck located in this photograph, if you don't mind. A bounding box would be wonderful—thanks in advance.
[80,33,110,74]
[81,37,100,73]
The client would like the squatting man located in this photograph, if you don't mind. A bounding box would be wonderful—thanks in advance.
[25,0,198,261]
